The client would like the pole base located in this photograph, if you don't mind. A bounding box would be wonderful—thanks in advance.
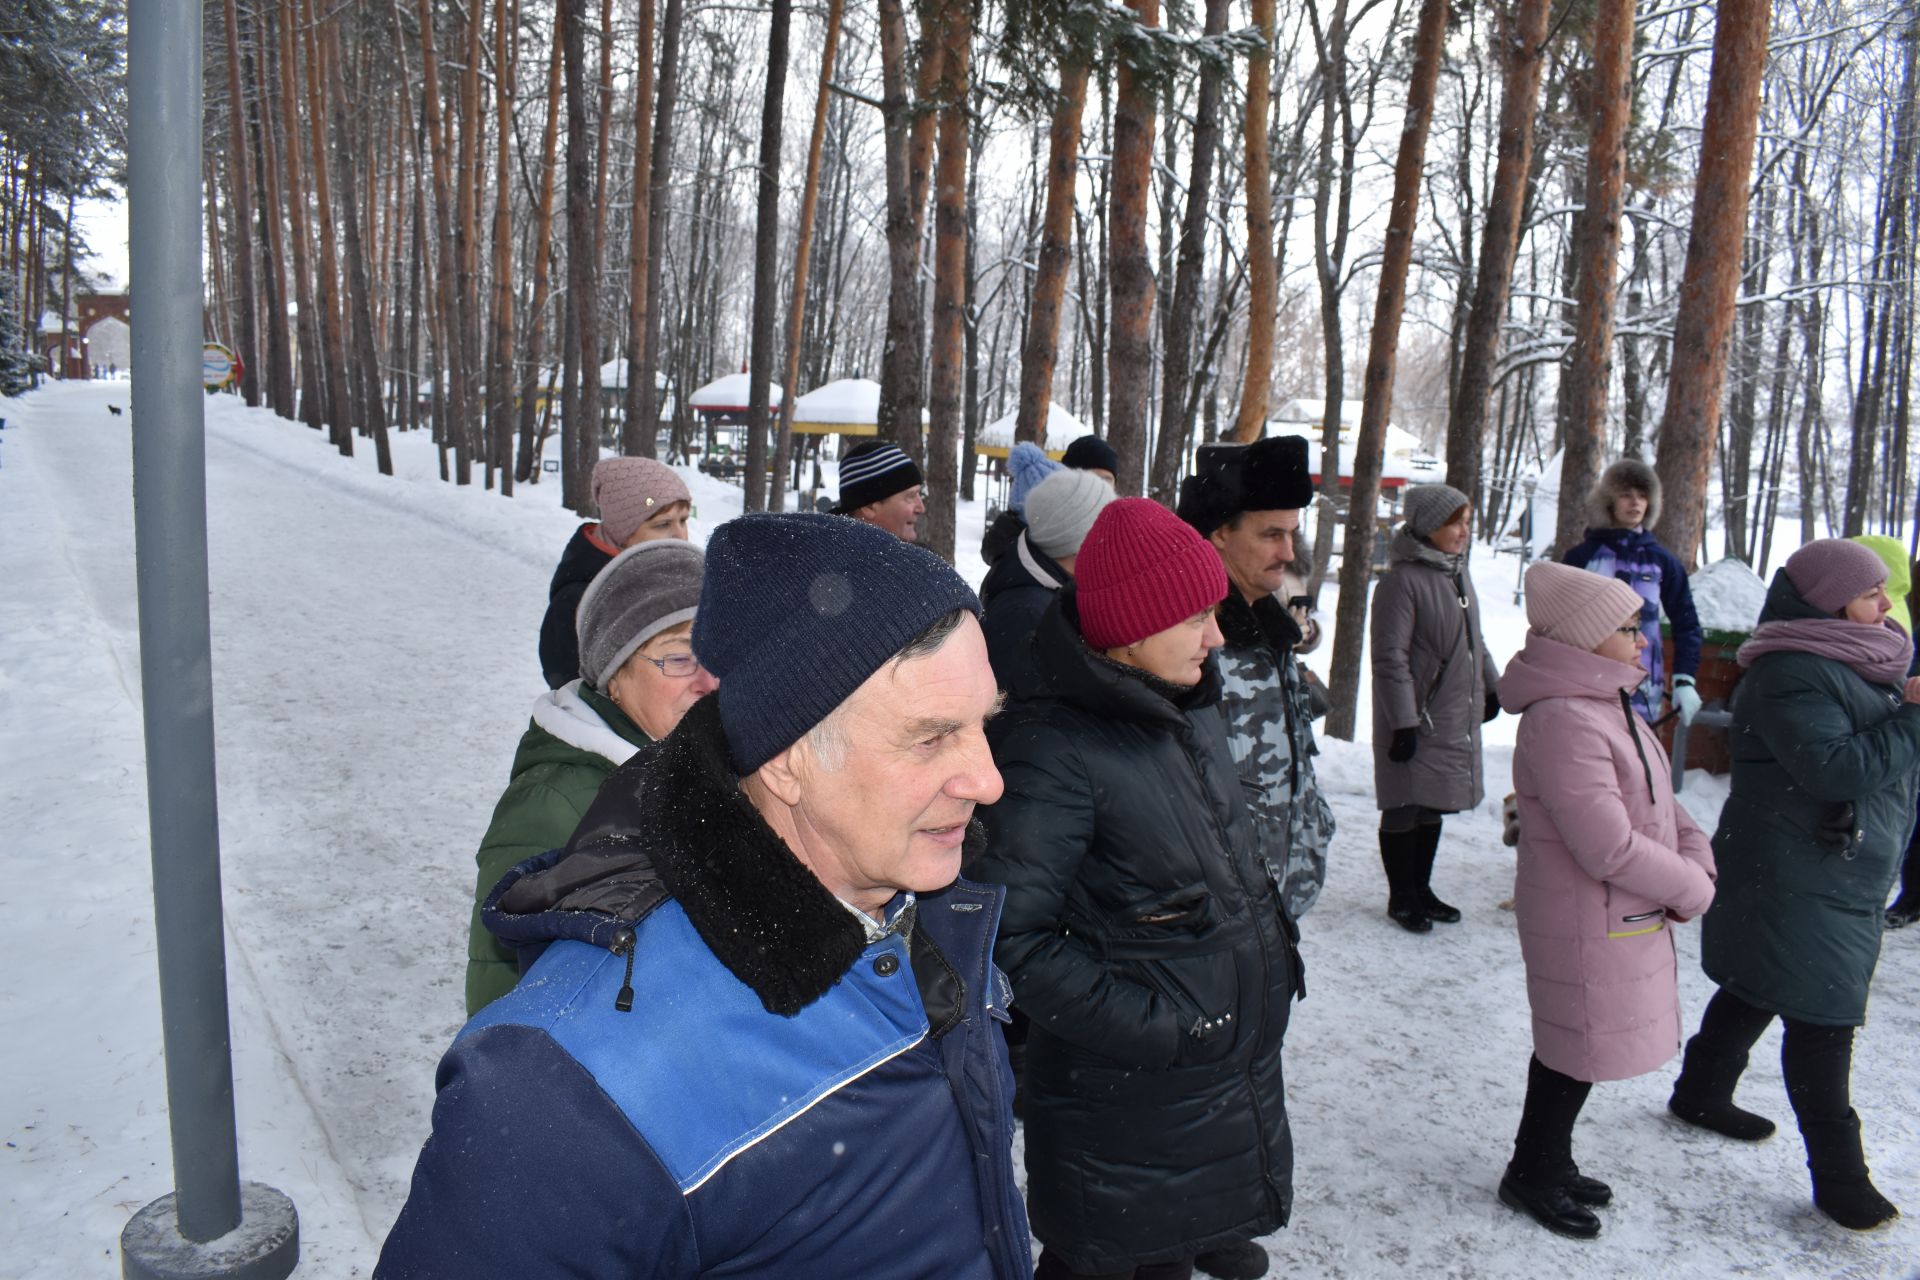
[121,1182,299,1280]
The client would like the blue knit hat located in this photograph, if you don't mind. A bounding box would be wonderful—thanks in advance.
[694,513,981,772]
[1007,441,1063,516]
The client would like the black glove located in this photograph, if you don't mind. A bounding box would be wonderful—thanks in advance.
[1483,690,1501,723]
[1388,726,1419,763]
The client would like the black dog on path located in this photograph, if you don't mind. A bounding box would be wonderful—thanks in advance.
[107,405,123,417]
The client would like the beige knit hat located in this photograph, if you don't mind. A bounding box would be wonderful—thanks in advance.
[593,457,691,545]
[1524,560,1646,652]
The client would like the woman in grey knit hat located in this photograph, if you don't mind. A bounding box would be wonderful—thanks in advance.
[1369,483,1502,932]
[465,541,714,1013]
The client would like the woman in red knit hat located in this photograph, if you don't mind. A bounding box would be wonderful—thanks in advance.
[974,498,1302,1280]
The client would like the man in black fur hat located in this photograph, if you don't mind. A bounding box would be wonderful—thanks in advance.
[1175,435,1334,1280]
[378,514,1030,1279]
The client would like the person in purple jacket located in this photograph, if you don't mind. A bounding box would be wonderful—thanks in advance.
[1495,561,1717,1240]
[1561,458,1704,724]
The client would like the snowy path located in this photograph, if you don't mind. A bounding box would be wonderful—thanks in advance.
[3,381,1915,1277]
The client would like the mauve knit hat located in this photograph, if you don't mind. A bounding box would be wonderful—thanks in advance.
[1784,538,1889,615]
[694,513,979,772]
[593,457,691,546]
[1007,441,1063,516]
[1075,498,1228,650]
[1024,467,1115,560]
[1524,560,1647,652]
[1401,483,1471,540]
[575,540,705,689]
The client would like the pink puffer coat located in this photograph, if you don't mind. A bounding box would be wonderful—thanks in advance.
[1499,631,1717,1083]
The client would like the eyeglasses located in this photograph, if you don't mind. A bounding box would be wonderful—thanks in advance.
[636,651,704,679]
[1616,624,1643,637]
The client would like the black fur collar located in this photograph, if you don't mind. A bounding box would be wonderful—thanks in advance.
[1218,583,1302,655]
[510,695,870,1017]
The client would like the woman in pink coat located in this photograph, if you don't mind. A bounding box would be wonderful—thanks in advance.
[1494,560,1717,1239]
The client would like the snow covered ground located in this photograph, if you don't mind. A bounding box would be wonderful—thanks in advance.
[3,379,1916,1278]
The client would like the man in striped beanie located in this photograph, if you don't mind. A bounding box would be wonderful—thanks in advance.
[835,439,926,542]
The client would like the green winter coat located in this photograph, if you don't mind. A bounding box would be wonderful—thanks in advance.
[464,681,653,1014]
[1700,571,1920,1026]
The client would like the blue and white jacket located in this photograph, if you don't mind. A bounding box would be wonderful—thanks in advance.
[376,697,1031,1279]
[1564,526,1703,720]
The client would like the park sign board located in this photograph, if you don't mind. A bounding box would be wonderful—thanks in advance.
[203,342,239,391]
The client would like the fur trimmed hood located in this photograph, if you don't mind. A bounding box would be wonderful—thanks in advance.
[529,680,648,765]
[1586,457,1661,529]
[483,693,984,1017]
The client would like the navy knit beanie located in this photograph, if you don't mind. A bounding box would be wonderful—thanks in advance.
[694,513,981,772]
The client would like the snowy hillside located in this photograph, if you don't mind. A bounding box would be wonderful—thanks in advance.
[2,380,1914,1278]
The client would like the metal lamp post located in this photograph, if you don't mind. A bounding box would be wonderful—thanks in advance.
[119,0,299,1275]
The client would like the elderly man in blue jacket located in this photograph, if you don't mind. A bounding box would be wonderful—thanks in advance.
[377,514,1030,1279]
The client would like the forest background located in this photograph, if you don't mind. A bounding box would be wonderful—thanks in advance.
[3,0,1917,735]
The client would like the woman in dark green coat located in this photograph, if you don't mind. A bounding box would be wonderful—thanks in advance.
[1669,539,1920,1231]
[465,540,714,1013]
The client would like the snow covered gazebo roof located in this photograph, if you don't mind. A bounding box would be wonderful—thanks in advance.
[977,402,1085,459]
[789,377,881,436]
[598,358,676,418]
[688,371,782,414]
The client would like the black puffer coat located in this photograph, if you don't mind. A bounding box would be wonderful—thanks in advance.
[539,523,616,689]
[973,589,1300,1273]
[979,529,1069,700]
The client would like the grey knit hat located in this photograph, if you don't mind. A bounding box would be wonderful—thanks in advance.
[576,540,705,689]
[1024,467,1115,560]
[1401,483,1471,539]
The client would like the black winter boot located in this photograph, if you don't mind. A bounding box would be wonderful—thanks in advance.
[1669,1033,1777,1141]
[1561,1169,1613,1207]
[1803,1111,1901,1231]
[1194,1238,1270,1279]
[1379,828,1431,933]
[1414,821,1461,923]
[1499,1169,1601,1240]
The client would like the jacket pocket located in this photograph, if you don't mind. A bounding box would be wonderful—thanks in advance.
[1604,883,1668,939]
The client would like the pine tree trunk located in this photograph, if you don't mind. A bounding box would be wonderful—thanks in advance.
[1444,0,1550,507]
[619,0,656,457]
[1552,0,1635,555]
[326,19,392,472]
[1651,0,1773,566]
[772,0,846,514]
[742,0,791,513]
[1106,0,1159,496]
[1013,59,1087,446]
[246,10,295,417]
[635,0,684,445]
[876,0,945,462]
[923,0,970,560]
[1232,0,1276,444]
[221,0,261,406]
[303,0,354,454]
[516,33,565,482]
[562,0,601,513]
[1324,0,1449,742]
[454,0,487,483]
[278,0,324,431]
[488,0,518,491]
[1150,0,1227,502]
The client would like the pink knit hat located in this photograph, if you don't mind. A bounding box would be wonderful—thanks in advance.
[1075,498,1228,649]
[593,457,691,545]
[1523,560,1646,651]
[1784,538,1888,615]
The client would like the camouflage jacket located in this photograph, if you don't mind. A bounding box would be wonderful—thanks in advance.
[1215,586,1338,918]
